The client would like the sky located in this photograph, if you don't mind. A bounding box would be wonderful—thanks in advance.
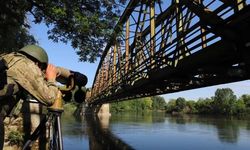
[29,2,250,101]
[29,21,98,89]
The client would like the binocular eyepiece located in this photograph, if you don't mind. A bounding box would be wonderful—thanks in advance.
[62,86,87,103]
[56,67,88,103]
[56,67,88,86]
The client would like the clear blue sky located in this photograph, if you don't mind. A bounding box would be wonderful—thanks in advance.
[30,21,98,89]
[29,2,250,101]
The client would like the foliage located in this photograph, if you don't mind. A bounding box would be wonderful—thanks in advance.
[234,99,246,114]
[239,94,250,107]
[164,88,250,115]
[110,88,250,115]
[110,96,165,112]
[213,88,237,115]
[166,99,176,113]
[175,97,186,112]
[152,96,166,110]
[141,97,153,110]
[185,100,197,113]
[8,130,23,146]
[195,98,213,114]
[0,0,37,53]
[0,0,127,62]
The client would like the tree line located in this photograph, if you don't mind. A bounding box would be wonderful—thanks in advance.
[111,88,250,115]
[110,96,166,112]
[166,88,250,115]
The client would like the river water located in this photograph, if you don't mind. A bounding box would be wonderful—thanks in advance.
[62,112,250,150]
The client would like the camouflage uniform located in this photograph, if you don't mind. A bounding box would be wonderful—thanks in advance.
[0,52,59,117]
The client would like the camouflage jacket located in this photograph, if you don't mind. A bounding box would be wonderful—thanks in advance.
[0,52,59,106]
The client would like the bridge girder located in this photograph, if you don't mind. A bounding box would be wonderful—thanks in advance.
[88,0,250,105]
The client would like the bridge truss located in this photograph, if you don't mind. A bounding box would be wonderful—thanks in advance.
[88,0,250,105]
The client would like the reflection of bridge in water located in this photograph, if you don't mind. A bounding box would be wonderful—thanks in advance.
[87,0,250,105]
[85,114,135,150]
[63,112,250,149]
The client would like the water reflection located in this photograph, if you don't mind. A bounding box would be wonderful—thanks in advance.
[62,112,250,150]
[62,112,87,137]
[85,114,134,150]
[110,111,165,123]
[166,114,250,144]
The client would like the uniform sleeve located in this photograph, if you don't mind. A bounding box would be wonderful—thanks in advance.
[7,57,59,106]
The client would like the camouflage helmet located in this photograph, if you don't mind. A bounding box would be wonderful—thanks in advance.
[19,45,48,64]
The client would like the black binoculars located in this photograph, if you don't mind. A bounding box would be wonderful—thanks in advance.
[56,67,88,103]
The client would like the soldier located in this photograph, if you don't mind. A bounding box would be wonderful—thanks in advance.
[0,45,60,149]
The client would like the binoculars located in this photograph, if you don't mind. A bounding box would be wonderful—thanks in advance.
[56,67,88,103]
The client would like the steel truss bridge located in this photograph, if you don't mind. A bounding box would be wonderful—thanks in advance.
[87,0,250,105]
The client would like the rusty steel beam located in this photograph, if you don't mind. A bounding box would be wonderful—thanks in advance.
[88,0,250,104]
[91,0,140,89]
[150,0,156,67]
[125,18,130,73]
[113,44,117,84]
[180,0,242,43]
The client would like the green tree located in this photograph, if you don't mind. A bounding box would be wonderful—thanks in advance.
[152,96,166,110]
[195,98,213,114]
[176,97,186,112]
[110,97,152,112]
[110,101,124,112]
[0,0,127,62]
[234,99,246,114]
[239,94,250,113]
[0,0,37,53]
[213,88,237,115]
[166,99,176,113]
[143,97,153,110]
[185,100,197,113]
[133,97,152,111]
[239,94,250,107]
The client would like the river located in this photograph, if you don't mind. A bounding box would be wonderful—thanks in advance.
[62,112,250,150]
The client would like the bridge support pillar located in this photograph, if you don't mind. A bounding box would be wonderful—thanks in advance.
[84,104,111,117]
[97,104,111,116]
[97,104,111,129]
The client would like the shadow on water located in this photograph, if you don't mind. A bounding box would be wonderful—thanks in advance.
[85,114,135,150]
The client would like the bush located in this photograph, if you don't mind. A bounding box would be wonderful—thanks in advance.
[8,130,23,146]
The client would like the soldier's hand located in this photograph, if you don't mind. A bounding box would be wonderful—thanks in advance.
[46,64,57,81]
